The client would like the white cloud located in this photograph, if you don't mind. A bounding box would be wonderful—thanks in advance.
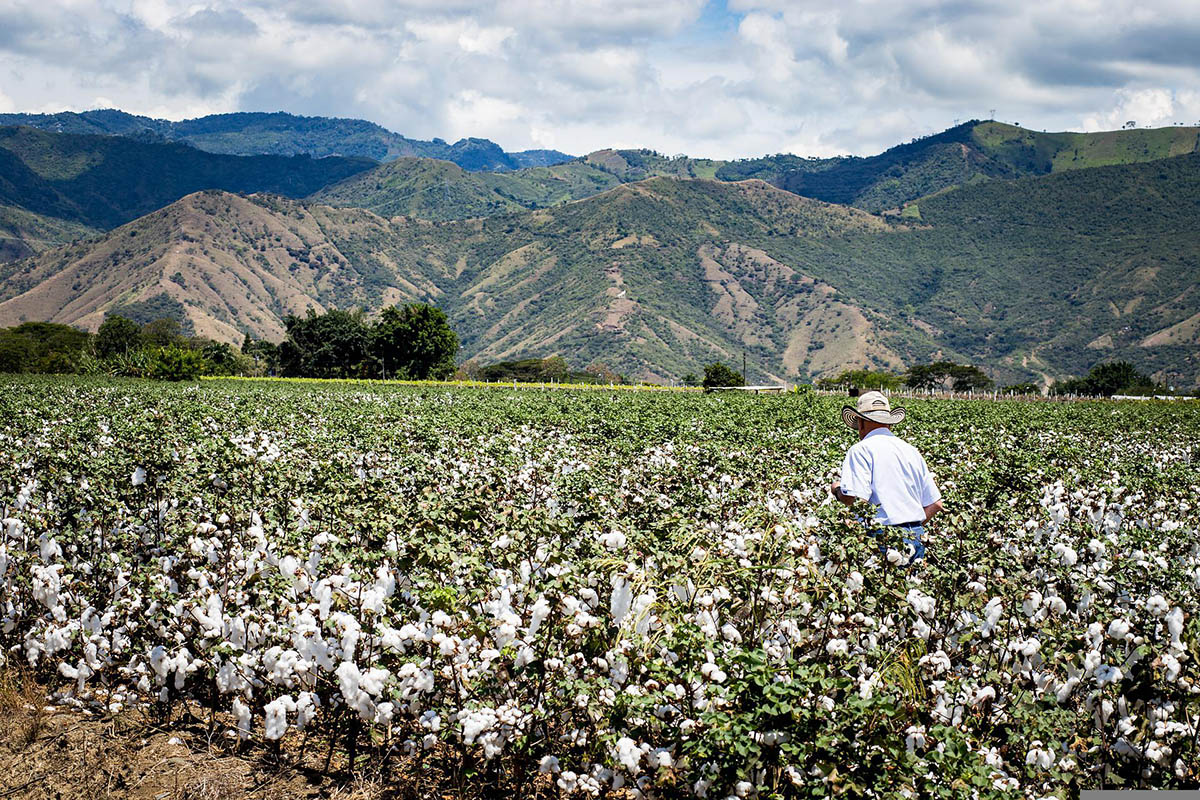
[1082,88,1177,131]
[0,0,1199,158]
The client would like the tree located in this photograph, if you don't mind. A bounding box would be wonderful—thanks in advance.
[1050,360,1156,397]
[96,315,142,358]
[152,346,207,381]
[0,333,35,373]
[141,318,184,349]
[703,361,742,390]
[1086,361,1146,396]
[371,303,458,380]
[681,372,701,387]
[278,309,372,378]
[949,364,993,392]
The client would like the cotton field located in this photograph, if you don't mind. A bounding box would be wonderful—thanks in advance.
[0,377,1197,798]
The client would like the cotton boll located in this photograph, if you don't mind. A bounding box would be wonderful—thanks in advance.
[615,737,642,773]
[232,697,252,740]
[1145,595,1169,617]
[131,467,146,486]
[1107,618,1131,640]
[264,695,295,740]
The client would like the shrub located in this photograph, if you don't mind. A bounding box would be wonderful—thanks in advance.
[703,361,743,389]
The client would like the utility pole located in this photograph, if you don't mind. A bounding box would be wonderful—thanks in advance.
[742,350,747,386]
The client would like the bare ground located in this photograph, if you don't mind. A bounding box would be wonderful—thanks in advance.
[0,670,486,800]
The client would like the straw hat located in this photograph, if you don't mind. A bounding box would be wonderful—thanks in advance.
[841,390,906,429]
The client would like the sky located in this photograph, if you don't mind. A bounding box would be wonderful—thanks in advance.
[1,0,1199,159]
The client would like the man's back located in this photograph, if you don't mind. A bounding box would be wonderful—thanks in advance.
[840,428,940,525]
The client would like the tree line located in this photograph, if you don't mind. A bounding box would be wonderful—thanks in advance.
[0,303,460,381]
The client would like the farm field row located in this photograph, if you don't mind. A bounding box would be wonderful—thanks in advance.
[0,376,1197,798]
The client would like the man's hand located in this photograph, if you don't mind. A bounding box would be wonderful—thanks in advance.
[830,481,856,508]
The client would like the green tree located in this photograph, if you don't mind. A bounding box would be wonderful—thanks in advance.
[703,361,743,389]
[140,318,184,349]
[278,308,372,378]
[682,372,701,387]
[949,364,994,392]
[0,332,35,373]
[371,303,459,380]
[95,315,142,358]
[151,346,207,381]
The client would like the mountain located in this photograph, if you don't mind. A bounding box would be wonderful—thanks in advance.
[0,110,573,171]
[0,125,375,259]
[311,123,1200,224]
[310,157,624,219]
[714,121,1200,212]
[2,154,1197,387]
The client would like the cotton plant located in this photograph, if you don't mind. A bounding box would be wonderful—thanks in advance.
[0,378,1197,798]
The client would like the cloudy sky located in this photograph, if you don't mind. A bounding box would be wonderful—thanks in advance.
[1,0,1199,158]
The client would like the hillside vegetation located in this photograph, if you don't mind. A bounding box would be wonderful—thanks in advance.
[0,109,571,170]
[0,125,376,258]
[313,122,1200,223]
[3,152,1197,386]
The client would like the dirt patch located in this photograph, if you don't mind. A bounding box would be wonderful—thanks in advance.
[1141,311,1200,347]
[0,670,556,800]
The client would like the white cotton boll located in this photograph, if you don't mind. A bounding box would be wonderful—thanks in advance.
[846,571,864,593]
[615,737,642,773]
[1052,543,1078,567]
[1107,618,1131,640]
[826,638,848,656]
[1045,596,1067,615]
[264,695,294,741]
[232,696,252,740]
[734,780,754,797]
[906,589,935,618]
[720,623,742,643]
[539,755,561,774]
[599,530,627,550]
[1145,595,1169,617]
[700,662,726,683]
[295,692,319,729]
[1095,664,1123,686]
[1025,745,1053,770]
[611,576,633,625]
[905,725,926,754]
[131,467,146,486]
[971,686,996,707]
[1165,607,1184,644]
[1022,591,1043,617]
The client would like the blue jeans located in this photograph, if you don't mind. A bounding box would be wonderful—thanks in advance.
[870,524,926,565]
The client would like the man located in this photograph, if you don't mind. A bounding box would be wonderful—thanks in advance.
[830,391,943,565]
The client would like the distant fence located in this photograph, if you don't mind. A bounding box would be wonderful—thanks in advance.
[815,385,1197,403]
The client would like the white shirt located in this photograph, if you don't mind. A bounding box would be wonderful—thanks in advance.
[839,428,941,526]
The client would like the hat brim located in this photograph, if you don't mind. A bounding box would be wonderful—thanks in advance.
[842,406,906,429]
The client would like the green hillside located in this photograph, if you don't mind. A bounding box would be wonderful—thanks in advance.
[0,125,374,249]
[3,153,1197,387]
[312,122,1200,224]
[311,157,622,219]
[0,110,573,171]
[715,121,1200,212]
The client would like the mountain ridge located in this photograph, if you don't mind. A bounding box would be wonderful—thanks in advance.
[0,109,573,171]
[2,156,1196,386]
